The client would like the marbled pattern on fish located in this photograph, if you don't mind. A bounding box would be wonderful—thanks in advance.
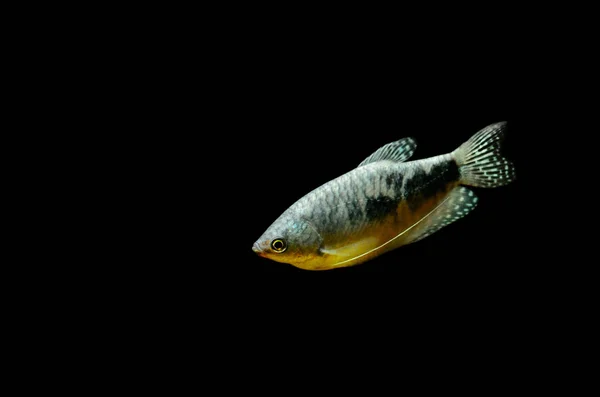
[253,122,515,271]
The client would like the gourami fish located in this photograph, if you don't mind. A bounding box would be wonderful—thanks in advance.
[252,122,515,271]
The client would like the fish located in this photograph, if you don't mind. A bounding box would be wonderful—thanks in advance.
[252,122,516,271]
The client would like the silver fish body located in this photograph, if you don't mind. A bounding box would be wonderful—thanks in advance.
[253,122,515,270]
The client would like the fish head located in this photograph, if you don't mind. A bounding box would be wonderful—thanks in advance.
[253,213,323,269]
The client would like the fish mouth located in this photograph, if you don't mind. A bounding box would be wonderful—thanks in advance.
[252,242,263,255]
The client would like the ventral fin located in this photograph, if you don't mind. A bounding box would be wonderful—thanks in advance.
[358,137,417,167]
[410,186,479,244]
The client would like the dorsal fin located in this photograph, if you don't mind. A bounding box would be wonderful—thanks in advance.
[358,137,417,167]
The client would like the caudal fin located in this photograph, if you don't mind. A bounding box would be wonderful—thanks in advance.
[452,121,516,188]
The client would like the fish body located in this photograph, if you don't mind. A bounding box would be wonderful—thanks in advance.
[253,122,515,271]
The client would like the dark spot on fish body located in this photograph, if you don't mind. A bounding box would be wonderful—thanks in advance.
[365,196,399,222]
[346,200,363,223]
[385,174,395,190]
[404,168,427,199]
[428,161,460,191]
[391,173,404,198]
[405,161,460,211]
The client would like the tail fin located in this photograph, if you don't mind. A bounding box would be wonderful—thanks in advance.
[452,122,516,188]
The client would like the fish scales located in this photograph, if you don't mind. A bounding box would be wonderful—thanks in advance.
[253,122,515,270]
[297,155,457,243]
[296,166,396,240]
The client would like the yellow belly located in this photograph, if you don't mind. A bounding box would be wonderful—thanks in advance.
[295,181,459,271]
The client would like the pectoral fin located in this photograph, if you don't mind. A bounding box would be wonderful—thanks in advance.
[320,237,379,261]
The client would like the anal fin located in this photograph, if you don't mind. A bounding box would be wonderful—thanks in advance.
[410,186,479,244]
[316,187,478,268]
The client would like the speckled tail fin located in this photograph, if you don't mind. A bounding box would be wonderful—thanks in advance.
[358,137,417,167]
[410,186,479,244]
[453,121,516,188]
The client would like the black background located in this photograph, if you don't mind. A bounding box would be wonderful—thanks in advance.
[143,31,554,318]
[79,8,596,386]
[203,47,535,281]
[104,7,586,353]
[163,52,551,324]
[228,111,534,309]
[23,4,595,389]
[152,66,558,362]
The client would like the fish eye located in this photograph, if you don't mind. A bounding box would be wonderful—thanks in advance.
[271,238,287,253]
